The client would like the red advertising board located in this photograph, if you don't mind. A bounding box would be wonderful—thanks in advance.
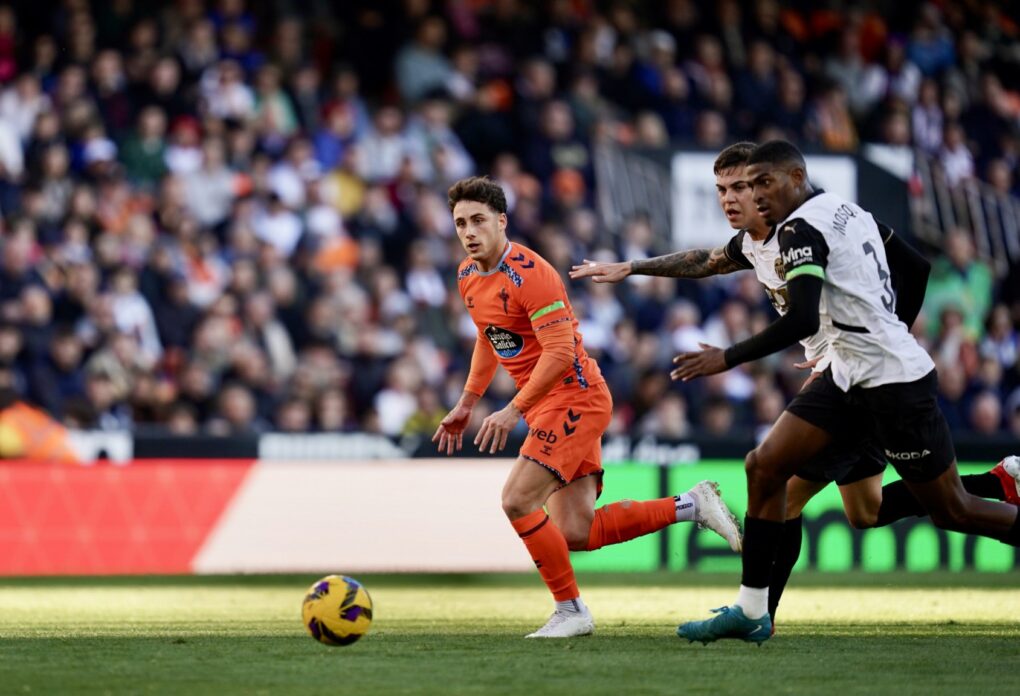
[0,460,253,575]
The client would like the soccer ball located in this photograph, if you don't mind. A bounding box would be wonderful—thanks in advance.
[301,575,374,646]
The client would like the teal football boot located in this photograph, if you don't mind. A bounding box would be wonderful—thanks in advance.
[677,605,772,645]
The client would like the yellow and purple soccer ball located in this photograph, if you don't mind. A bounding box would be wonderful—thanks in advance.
[301,575,374,646]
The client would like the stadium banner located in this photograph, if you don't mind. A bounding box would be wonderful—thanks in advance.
[0,459,254,575]
[43,430,1014,466]
[671,152,857,250]
[0,459,1013,575]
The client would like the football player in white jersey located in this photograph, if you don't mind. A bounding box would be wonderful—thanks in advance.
[570,142,1020,631]
[671,140,1020,644]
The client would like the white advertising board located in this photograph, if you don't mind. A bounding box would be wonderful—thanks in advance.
[671,152,857,249]
[193,459,534,573]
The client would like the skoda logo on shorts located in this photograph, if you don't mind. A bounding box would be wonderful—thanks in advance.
[485,325,525,358]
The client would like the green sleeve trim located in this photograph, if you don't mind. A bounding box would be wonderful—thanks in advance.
[530,300,566,321]
[786,264,825,281]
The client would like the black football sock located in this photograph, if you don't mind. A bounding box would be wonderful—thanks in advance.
[875,480,926,527]
[767,516,802,623]
[962,472,1008,500]
[741,515,784,588]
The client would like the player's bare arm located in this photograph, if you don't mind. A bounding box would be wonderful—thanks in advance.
[569,246,742,283]
[633,246,745,278]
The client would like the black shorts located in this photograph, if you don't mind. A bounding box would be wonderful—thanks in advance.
[795,439,886,486]
[786,367,954,483]
[789,372,885,486]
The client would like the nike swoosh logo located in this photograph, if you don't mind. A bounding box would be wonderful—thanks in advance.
[748,626,763,634]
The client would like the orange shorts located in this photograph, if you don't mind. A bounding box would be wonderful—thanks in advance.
[519,382,613,493]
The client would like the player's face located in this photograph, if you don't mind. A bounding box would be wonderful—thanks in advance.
[453,200,508,270]
[747,161,804,226]
[715,167,754,230]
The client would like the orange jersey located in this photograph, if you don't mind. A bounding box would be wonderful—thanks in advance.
[457,242,604,397]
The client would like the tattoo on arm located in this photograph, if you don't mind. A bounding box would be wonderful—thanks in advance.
[630,247,744,278]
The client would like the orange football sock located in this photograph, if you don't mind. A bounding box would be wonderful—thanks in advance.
[585,498,677,551]
[511,509,579,601]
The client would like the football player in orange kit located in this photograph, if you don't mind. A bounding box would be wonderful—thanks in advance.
[433,176,742,638]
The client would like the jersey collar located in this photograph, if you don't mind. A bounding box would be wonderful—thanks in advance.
[476,241,513,276]
[778,188,827,229]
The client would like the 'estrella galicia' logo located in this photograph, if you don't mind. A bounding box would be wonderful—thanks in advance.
[484,325,525,358]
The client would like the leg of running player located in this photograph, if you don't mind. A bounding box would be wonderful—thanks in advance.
[873,458,1020,525]
[838,474,884,528]
[678,411,832,643]
[767,476,826,626]
[806,458,1020,531]
[900,462,1020,543]
[501,455,595,638]
[548,474,742,554]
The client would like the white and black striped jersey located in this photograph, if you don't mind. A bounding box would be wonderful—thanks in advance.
[774,191,934,390]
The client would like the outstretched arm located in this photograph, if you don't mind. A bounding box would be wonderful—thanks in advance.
[569,233,752,282]
[670,275,823,381]
[633,246,748,278]
[670,219,828,381]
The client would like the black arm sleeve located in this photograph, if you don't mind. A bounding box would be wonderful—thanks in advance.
[881,226,930,328]
[723,275,823,368]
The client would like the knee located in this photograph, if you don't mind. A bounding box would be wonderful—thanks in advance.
[845,509,878,530]
[501,489,542,521]
[746,449,783,492]
[561,516,594,551]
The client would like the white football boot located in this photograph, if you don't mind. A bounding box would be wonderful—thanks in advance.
[525,607,595,638]
[689,481,743,553]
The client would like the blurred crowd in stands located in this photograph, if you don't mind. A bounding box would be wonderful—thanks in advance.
[0,0,1018,442]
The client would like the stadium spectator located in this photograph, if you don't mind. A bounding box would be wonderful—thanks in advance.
[0,0,1013,444]
[926,229,993,341]
[394,16,454,104]
[939,121,975,186]
[912,78,944,154]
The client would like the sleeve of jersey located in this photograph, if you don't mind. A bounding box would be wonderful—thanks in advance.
[464,332,499,398]
[509,266,576,412]
[511,320,574,413]
[779,219,829,280]
[881,225,931,328]
[723,230,755,270]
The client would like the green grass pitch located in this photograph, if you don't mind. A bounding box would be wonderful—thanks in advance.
[0,572,1016,695]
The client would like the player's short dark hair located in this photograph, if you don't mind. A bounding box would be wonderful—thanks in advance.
[747,140,807,169]
[713,141,756,175]
[447,176,508,214]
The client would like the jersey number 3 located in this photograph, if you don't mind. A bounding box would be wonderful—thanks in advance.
[862,241,895,313]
